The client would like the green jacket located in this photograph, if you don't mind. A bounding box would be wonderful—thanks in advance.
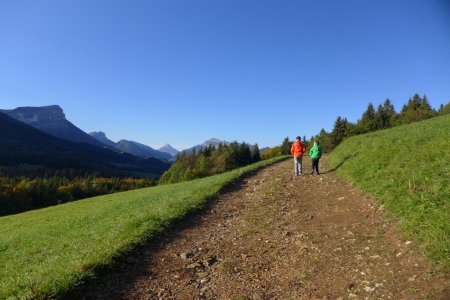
[309,145,322,159]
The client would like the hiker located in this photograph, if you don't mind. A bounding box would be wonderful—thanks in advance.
[290,136,306,176]
[310,140,323,175]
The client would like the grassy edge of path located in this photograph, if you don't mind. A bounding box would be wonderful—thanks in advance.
[328,115,450,271]
[0,156,289,299]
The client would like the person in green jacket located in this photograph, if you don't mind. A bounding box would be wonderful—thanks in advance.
[310,140,323,175]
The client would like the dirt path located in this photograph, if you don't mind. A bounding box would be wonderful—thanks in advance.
[84,158,449,299]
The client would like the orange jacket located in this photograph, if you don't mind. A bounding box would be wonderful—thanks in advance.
[290,140,306,157]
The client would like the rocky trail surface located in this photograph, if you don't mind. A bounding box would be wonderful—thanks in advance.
[83,158,449,299]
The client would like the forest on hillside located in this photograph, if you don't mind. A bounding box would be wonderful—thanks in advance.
[0,176,155,216]
[263,93,450,157]
[314,94,450,152]
[159,142,261,184]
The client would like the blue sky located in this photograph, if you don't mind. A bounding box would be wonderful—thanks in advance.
[1,0,449,149]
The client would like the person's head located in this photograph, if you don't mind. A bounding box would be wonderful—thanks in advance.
[314,140,320,146]
[296,136,301,141]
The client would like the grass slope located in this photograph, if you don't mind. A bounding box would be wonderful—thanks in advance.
[329,115,450,270]
[0,156,288,299]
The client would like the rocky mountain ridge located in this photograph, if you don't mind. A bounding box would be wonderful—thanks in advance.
[1,105,104,147]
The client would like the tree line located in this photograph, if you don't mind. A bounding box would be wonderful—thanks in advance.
[0,176,155,216]
[159,142,261,184]
[308,94,449,152]
[261,93,449,157]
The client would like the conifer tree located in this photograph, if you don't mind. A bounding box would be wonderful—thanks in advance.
[397,94,436,124]
[251,144,261,163]
[331,117,351,148]
[375,104,386,129]
[438,101,450,115]
[383,98,397,127]
[280,137,291,155]
[356,102,377,133]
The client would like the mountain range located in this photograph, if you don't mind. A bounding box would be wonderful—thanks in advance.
[0,111,171,177]
[1,105,105,147]
[1,105,263,176]
[2,105,175,161]
[89,131,174,161]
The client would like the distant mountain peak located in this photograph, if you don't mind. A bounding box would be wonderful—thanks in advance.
[202,138,228,147]
[204,138,223,144]
[115,139,173,160]
[90,130,107,137]
[158,144,179,156]
[89,131,116,147]
[182,138,228,155]
[1,105,66,123]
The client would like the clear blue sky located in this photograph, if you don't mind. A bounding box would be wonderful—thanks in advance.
[1,0,449,150]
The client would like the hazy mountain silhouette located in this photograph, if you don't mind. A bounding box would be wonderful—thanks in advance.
[158,144,179,156]
[89,131,173,161]
[182,138,228,155]
[115,140,173,160]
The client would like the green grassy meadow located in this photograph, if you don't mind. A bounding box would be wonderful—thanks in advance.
[329,115,450,270]
[0,156,288,299]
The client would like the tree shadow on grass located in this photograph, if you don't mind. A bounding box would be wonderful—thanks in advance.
[322,153,358,174]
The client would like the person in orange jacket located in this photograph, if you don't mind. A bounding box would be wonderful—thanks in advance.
[290,136,306,176]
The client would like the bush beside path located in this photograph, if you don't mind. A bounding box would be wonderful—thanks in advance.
[83,158,449,299]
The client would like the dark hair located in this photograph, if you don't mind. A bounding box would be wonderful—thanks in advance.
[296,136,301,140]
[315,140,320,145]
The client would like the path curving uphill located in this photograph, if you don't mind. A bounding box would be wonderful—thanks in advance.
[84,158,449,299]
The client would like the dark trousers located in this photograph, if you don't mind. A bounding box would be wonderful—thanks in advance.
[311,158,320,174]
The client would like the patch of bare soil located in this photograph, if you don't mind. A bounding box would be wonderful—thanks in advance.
[83,157,449,299]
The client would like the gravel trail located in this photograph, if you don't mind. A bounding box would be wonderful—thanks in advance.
[84,157,449,299]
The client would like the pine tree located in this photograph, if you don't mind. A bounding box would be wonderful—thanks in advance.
[280,137,291,155]
[383,98,397,127]
[251,144,261,163]
[438,100,450,115]
[397,94,436,124]
[356,102,378,133]
[330,117,351,148]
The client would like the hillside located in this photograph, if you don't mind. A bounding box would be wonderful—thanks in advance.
[83,158,448,299]
[0,157,287,299]
[329,114,450,268]
[0,112,170,177]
